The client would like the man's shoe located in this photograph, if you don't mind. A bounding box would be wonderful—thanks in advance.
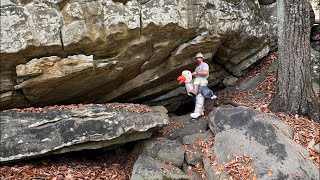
[190,112,201,119]
[210,95,217,99]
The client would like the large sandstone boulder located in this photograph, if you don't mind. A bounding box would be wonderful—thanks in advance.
[207,107,319,180]
[0,103,169,163]
[1,0,271,111]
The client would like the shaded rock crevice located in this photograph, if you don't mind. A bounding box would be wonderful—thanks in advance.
[59,27,65,51]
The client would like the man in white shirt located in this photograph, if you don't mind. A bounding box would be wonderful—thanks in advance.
[191,52,209,96]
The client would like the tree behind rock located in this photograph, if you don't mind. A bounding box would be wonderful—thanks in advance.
[270,0,319,121]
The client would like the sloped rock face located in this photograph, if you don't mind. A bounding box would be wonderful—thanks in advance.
[1,0,270,111]
[208,107,319,180]
[0,103,169,163]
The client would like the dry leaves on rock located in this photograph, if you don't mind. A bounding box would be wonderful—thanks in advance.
[256,72,276,99]
[170,119,184,129]
[2,103,153,114]
[239,52,277,83]
[214,154,256,180]
[194,162,207,180]
[3,104,96,113]
[104,103,153,113]
[276,113,320,168]
[183,134,215,180]
[161,160,182,174]
[184,133,215,160]
[153,126,173,137]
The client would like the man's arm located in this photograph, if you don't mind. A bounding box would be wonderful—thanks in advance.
[192,63,209,76]
[192,71,208,76]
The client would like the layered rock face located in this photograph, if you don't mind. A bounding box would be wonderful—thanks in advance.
[1,0,270,111]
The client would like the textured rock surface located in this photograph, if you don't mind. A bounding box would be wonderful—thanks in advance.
[182,162,202,180]
[208,107,319,180]
[202,154,226,180]
[311,47,320,87]
[0,103,169,163]
[222,75,239,87]
[316,143,320,153]
[160,114,209,141]
[0,0,273,111]
[260,2,277,50]
[183,131,212,165]
[238,71,267,91]
[133,137,184,167]
[131,155,191,180]
[260,1,316,50]
[0,91,31,110]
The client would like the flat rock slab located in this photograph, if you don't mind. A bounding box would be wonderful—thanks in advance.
[133,137,184,168]
[131,155,191,180]
[0,104,169,163]
[238,71,267,91]
[208,107,319,180]
[161,115,208,142]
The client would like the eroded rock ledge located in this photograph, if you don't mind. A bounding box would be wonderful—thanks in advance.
[1,0,272,110]
[0,103,169,163]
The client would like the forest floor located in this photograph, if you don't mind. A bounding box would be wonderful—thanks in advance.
[1,52,319,180]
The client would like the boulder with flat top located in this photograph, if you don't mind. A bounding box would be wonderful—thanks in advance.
[0,103,169,163]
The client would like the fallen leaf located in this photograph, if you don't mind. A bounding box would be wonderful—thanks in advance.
[65,174,73,180]
[252,174,258,180]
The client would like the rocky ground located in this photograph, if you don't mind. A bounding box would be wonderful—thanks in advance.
[1,52,319,179]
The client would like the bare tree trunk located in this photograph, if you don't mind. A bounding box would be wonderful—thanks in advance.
[269,0,319,121]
